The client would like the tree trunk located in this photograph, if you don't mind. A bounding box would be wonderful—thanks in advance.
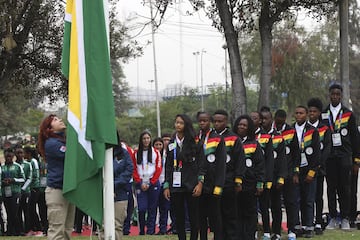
[258,1,273,109]
[215,0,246,120]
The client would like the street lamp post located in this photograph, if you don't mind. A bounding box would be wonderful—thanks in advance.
[222,44,228,111]
[200,49,206,111]
[192,51,200,90]
[150,0,161,137]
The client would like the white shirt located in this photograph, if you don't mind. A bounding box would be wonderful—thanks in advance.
[308,120,319,128]
[295,122,306,148]
[330,103,341,123]
[136,149,157,181]
[176,134,184,149]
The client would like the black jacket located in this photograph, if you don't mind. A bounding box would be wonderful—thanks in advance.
[269,129,287,185]
[196,129,226,195]
[164,136,206,193]
[241,138,265,191]
[255,128,274,188]
[217,128,246,189]
[311,121,331,176]
[275,124,301,178]
[295,122,320,177]
[322,105,360,166]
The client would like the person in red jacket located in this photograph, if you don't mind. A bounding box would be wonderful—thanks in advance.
[131,131,162,235]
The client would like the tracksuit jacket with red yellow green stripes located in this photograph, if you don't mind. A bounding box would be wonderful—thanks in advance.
[321,105,360,165]
[275,123,301,177]
[196,129,226,196]
[241,138,265,191]
[216,128,246,189]
[255,128,274,189]
[294,122,320,178]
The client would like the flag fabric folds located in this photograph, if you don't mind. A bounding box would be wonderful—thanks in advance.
[61,0,117,224]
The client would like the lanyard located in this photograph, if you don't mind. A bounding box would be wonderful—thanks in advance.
[200,130,211,151]
[300,128,306,151]
[173,142,182,170]
[217,128,227,136]
[141,149,151,177]
[328,109,343,132]
[257,133,261,140]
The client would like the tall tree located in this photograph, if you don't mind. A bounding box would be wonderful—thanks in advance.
[153,0,247,119]
[0,0,66,101]
[0,0,141,102]
[214,0,247,119]
[348,0,360,122]
[0,0,141,135]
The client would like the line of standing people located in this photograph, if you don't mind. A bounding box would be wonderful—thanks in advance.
[127,83,359,240]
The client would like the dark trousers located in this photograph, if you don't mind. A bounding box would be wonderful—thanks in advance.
[18,192,30,233]
[171,191,199,240]
[37,191,48,233]
[350,168,358,222]
[3,193,21,236]
[158,186,171,233]
[199,193,222,240]
[28,189,41,231]
[123,182,134,235]
[74,207,85,233]
[270,186,283,235]
[326,157,352,219]
[221,188,238,240]
[259,189,271,233]
[136,181,160,235]
[315,175,324,225]
[298,174,317,228]
[238,189,257,240]
[283,177,300,233]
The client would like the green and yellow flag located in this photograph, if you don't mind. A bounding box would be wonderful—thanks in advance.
[61,0,117,224]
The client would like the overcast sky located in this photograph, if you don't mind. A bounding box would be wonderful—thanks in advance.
[117,1,318,94]
[118,1,228,93]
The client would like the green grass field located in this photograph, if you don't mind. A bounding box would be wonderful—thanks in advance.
[3,229,360,240]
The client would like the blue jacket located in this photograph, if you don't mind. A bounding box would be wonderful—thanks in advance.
[114,147,133,202]
[45,134,66,189]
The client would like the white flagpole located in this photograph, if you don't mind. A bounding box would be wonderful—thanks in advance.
[103,0,115,239]
[103,148,115,239]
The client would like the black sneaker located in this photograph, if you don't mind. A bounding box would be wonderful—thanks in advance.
[294,228,304,237]
[314,227,323,235]
[350,221,356,229]
[303,230,314,238]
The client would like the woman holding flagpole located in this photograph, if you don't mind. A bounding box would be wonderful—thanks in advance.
[38,114,75,240]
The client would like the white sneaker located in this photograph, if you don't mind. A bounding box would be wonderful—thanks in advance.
[288,232,296,240]
[326,218,338,230]
[341,218,350,230]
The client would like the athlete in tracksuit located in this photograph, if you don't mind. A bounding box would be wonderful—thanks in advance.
[213,110,246,240]
[294,106,320,237]
[321,84,360,230]
[163,114,207,240]
[132,131,162,235]
[1,148,25,236]
[15,146,33,235]
[307,98,331,234]
[251,110,274,240]
[259,109,287,240]
[234,115,265,240]
[197,112,226,240]
[274,109,301,240]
